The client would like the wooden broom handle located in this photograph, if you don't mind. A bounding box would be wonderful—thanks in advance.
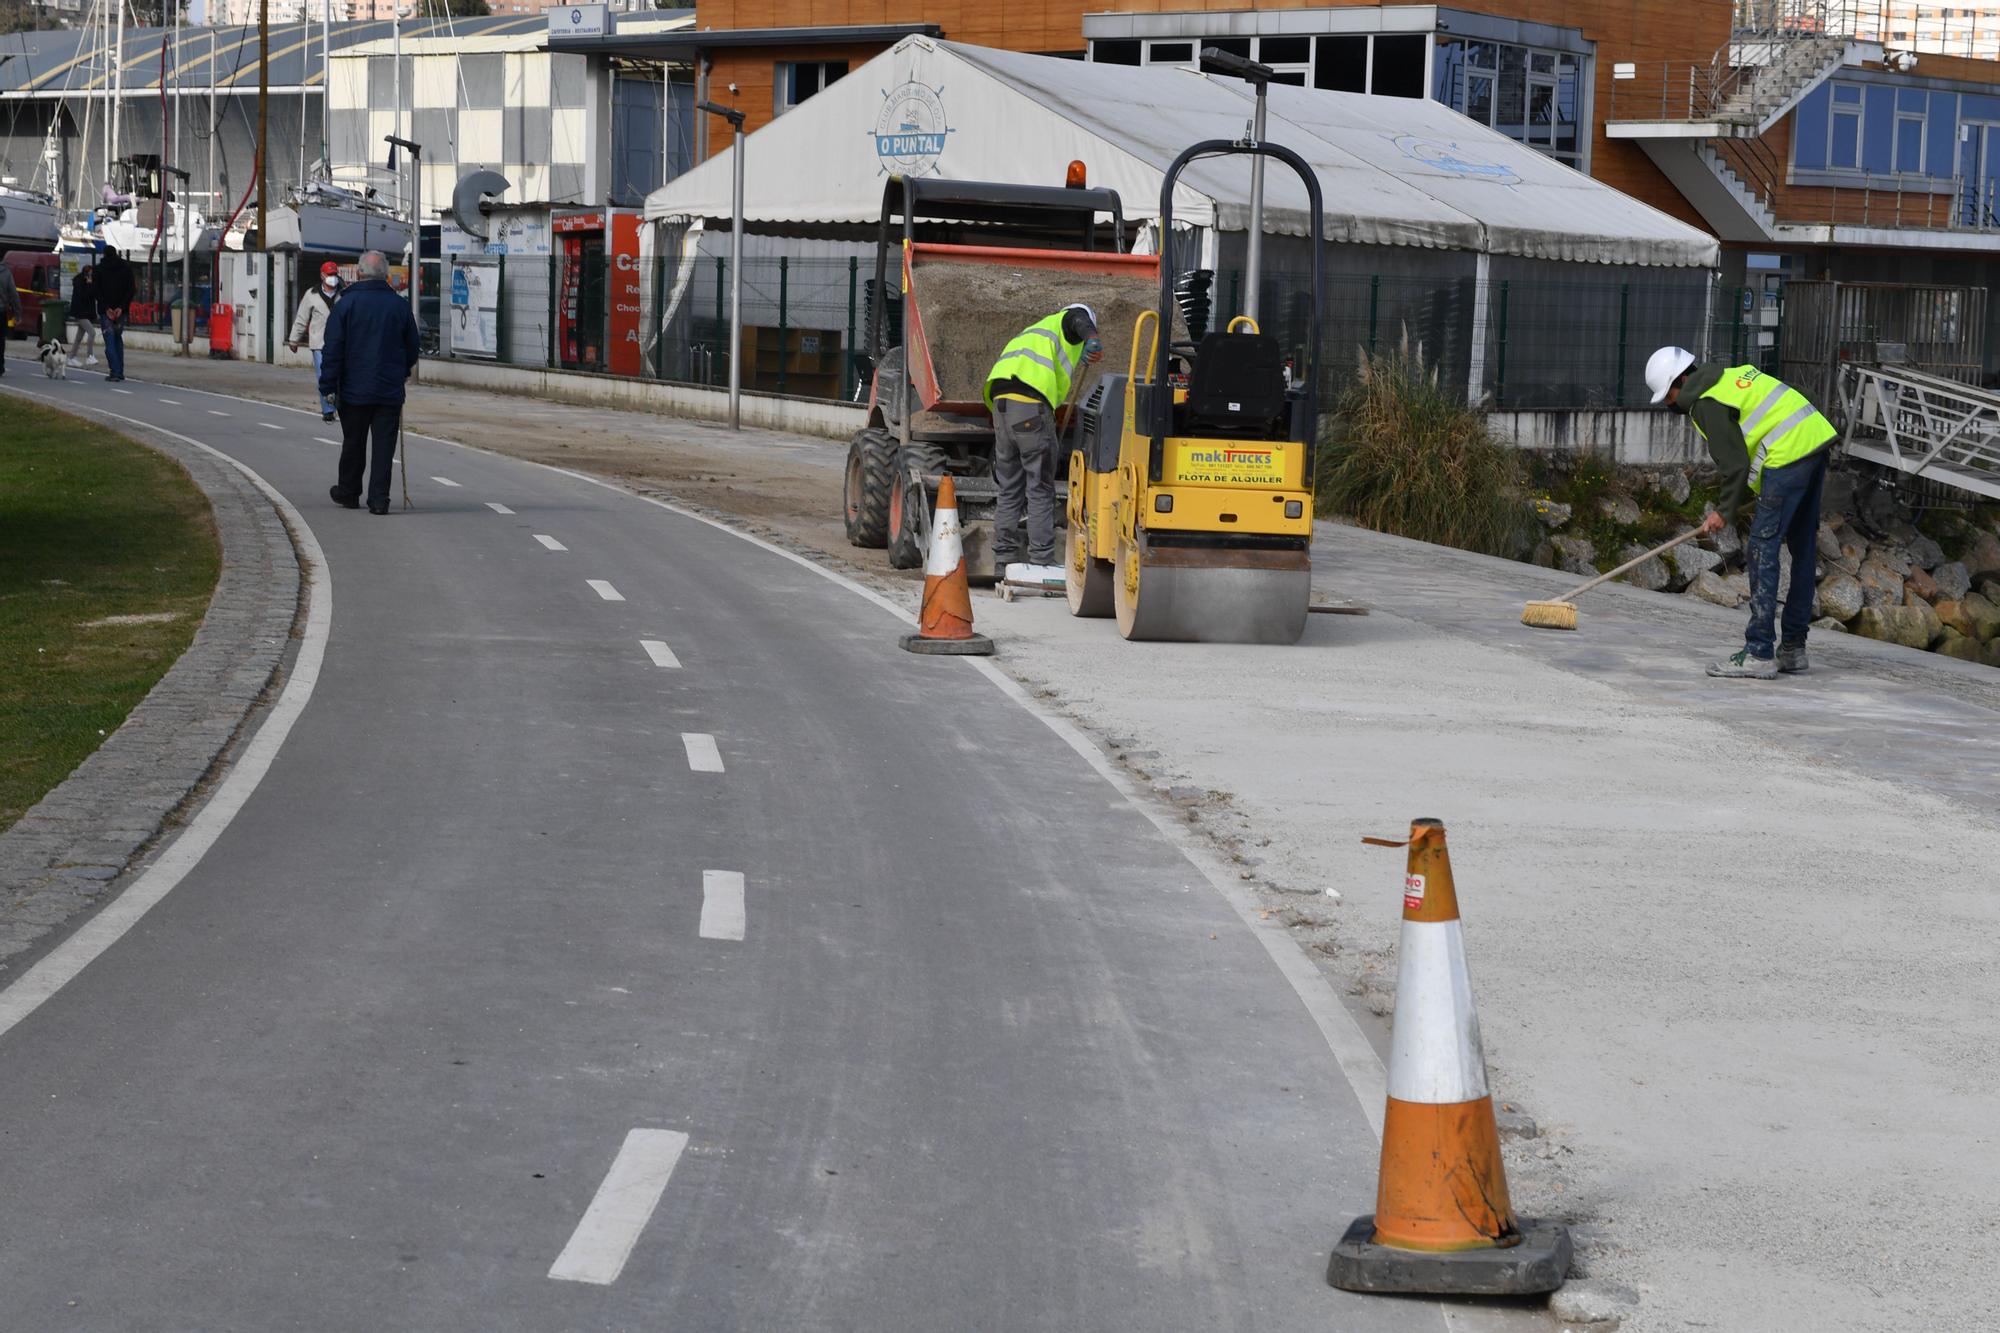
[1552,527,1705,602]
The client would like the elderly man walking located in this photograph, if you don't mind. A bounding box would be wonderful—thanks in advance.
[321,250,420,515]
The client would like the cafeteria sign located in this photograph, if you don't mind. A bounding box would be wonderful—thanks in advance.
[871,80,954,176]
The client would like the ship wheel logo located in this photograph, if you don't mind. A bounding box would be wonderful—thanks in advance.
[871,81,954,177]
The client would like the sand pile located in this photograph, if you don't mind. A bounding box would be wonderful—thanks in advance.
[911,258,1187,404]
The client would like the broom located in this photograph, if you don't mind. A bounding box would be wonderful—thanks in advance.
[1522,526,1704,630]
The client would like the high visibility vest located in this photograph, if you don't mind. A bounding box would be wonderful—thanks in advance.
[1693,365,1836,492]
[984,312,1084,410]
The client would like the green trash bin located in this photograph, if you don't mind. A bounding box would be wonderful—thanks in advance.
[40,298,69,345]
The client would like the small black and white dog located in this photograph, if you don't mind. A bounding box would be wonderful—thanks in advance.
[39,338,68,379]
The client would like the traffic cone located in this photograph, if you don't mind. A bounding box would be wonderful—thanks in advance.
[1327,819,1571,1296]
[899,475,994,656]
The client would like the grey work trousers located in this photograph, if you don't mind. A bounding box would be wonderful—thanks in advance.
[991,396,1060,565]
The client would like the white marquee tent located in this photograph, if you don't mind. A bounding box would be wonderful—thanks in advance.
[645,36,1719,269]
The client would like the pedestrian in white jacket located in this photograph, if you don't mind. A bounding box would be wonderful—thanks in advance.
[289,261,343,420]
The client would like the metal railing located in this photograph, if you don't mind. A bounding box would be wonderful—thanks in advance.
[1841,362,2000,501]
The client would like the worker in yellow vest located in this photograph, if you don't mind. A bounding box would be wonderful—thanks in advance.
[984,303,1103,585]
[1648,347,1838,679]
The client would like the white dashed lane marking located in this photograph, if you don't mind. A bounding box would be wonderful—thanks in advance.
[260,422,284,431]
[640,640,681,669]
[681,734,723,773]
[208,410,230,417]
[535,535,567,551]
[486,502,514,514]
[700,870,746,941]
[587,580,624,602]
[546,1129,689,1286]
[431,476,461,488]
[112,387,132,395]
[158,397,181,405]
[316,437,339,446]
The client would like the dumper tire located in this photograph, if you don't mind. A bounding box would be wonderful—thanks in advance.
[887,443,948,570]
[844,427,898,548]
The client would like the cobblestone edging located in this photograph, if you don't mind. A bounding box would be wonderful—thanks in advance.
[0,413,302,972]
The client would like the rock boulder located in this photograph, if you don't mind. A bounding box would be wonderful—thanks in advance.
[1856,560,1906,609]
[1598,493,1642,526]
[1817,574,1864,622]
[1550,534,1597,578]
[1906,565,1940,601]
[1966,529,2000,580]
[1937,630,1984,663]
[1933,561,1973,601]
[1531,499,1572,530]
[1964,591,2000,642]
[1669,544,1723,583]
[1935,598,1976,640]
[1908,533,1947,568]
[1686,571,1739,607]
[1852,606,1933,650]
[1616,542,1671,592]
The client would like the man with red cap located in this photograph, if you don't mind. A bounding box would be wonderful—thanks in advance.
[289,261,344,420]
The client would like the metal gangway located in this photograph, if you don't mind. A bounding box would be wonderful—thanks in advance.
[1840,362,2000,501]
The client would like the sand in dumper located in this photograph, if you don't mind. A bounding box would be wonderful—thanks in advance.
[912,259,1187,405]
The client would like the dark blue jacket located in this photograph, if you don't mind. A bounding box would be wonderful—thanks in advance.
[319,278,420,407]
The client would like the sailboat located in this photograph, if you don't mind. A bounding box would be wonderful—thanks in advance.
[0,180,62,252]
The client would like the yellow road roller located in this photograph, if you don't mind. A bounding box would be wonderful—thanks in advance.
[1066,135,1324,643]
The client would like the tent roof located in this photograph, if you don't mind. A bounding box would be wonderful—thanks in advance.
[645,37,1718,268]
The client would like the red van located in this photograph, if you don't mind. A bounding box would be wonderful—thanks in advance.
[3,251,62,340]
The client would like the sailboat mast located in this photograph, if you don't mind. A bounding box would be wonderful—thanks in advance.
[255,0,268,248]
[109,0,124,183]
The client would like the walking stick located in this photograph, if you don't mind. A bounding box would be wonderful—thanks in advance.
[399,415,411,511]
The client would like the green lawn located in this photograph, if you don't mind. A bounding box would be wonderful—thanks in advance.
[0,399,221,831]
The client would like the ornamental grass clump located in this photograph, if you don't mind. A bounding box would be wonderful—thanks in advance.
[1317,334,1526,558]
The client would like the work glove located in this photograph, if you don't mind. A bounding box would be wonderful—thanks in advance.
[1085,337,1104,365]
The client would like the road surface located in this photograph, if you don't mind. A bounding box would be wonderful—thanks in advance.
[0,370,1507,1331]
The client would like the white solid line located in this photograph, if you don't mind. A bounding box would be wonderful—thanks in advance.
[547,1129,689,1285]
[431,475,461,487]
[639,639,680,669]
[534,534,567,551]
[0,389,330,1042]
[259,421,284,431]
[681,733,723,773]
[587,579,623,601]
[486,502,514,514]
[316,436,339,446]
[158,397,181,404]
[700,870,746,941]
[208,409,229,416]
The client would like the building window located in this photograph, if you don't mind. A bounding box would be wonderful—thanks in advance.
[1434,36,1585,166]
[1830,83,1862,169]
[775,60,847,115]
[1895,108,1927,172]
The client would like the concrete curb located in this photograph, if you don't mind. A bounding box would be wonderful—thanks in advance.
[0,392,303,973]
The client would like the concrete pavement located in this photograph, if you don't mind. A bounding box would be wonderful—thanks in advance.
[978,519,2000,1332]
[0,369,1527,1330]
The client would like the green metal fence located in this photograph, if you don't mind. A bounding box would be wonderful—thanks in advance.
[439,250,1761,414]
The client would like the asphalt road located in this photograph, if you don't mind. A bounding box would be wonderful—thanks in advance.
[0,367,1464,1331]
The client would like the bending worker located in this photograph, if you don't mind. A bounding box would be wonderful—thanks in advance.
[984,303,1103,584]
[1647,347,1837,680]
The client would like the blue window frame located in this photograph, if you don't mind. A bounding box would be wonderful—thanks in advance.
[1831,82,1862,169]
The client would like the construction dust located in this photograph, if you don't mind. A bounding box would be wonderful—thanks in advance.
[910,259,1187,403]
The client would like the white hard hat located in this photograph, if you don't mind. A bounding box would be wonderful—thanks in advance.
[1061,302,1098,329]
[1646,346,1697,404]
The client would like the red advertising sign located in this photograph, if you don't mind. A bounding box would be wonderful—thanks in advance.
[608,211,643,378]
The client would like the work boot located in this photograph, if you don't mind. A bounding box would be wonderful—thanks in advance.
[1777,641,1809,674]
[1707,647,1778,679]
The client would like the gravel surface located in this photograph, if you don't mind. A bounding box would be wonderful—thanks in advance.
[911,260,1181,401]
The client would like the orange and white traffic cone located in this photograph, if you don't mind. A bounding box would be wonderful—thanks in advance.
[1327,818,1571,1296]
[899,475,994,656]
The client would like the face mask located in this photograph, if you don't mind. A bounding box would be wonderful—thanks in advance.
[323,279,338,291]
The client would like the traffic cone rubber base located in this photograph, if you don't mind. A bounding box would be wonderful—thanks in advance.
[898,630,995,655]
[1328,1215,1571,1296]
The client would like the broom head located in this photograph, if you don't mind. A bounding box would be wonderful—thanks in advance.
[1521,599,1578,631]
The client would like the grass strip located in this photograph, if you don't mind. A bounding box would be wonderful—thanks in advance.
[0,398,220,831]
